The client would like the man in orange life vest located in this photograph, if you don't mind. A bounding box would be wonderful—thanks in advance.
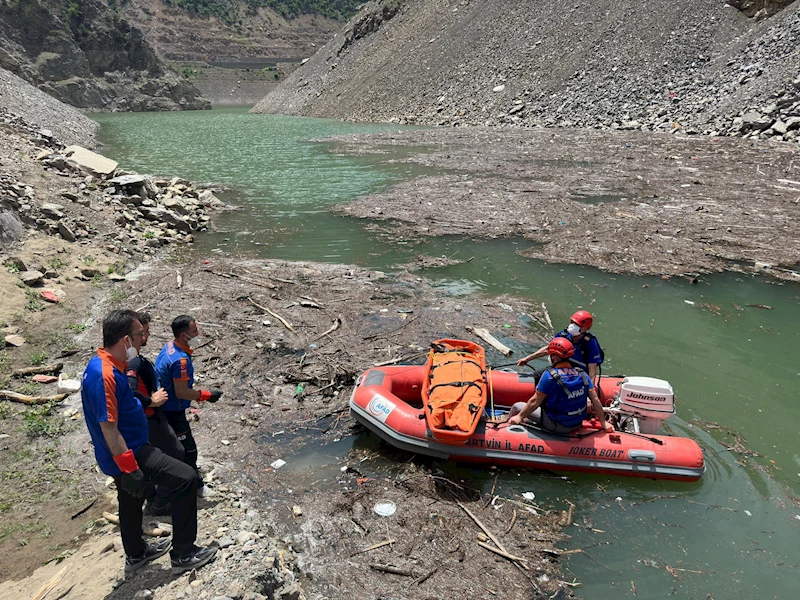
[507,338,613,434]
[126,311,185,515]
[81,310,217,574]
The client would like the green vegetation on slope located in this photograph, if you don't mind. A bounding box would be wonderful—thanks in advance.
[162,0,362,22]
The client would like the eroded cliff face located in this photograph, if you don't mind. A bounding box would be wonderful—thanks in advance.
[0,0,210,111]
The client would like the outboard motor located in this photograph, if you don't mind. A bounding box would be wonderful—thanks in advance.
[610,377,676,435]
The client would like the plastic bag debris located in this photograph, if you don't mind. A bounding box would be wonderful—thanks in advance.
[374,501,397,517]
[270,459,286,469]
[522,492,536,501]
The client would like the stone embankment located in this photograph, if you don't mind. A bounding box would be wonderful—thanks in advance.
[253,0,800,142]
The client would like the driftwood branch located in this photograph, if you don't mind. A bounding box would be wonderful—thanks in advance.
[541,302,554,332]
[477,541,528,564]
[350,539,395,556]
[465,326,512,357]
[457,501,510,557]
[205,269,277,289]
[12,363,63,377]
[370,563,415,577]
[31,565,68,600]
[248,297,296,332]
[314,317,342,341]
[373,351,427,367]
[0,391,69,405]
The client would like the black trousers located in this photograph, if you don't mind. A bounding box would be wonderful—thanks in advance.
[147,411,185,506]
[163,409,204,487]
[115,443,198,558]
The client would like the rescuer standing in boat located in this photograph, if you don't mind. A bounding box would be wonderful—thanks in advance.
[517,310,604,381]
[507,338,613,434]
[155,315,223,497]
[81,309,217,574]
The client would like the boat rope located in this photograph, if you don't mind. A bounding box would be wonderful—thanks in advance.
[488,367,496,420]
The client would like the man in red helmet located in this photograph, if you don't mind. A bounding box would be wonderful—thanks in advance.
[507,338,613,434]
[517,309,604,381]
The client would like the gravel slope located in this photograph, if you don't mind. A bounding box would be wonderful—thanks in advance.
[253,0,800,140]
[1,67,98,147]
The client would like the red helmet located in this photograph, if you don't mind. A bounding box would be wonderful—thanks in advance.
[548,337,575,360]
[570,310,593,329]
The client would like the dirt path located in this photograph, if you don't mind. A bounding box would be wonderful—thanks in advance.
[328,127,800,281]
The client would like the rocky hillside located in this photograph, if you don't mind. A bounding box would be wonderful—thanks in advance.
[0,0,209,111]
[123,0,352,64]
[253,0,800,141]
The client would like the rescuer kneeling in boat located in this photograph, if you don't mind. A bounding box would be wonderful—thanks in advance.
[506,338,613,434]
[516,310,603,382]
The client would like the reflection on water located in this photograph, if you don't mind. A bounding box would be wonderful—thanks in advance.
[93,108,800,600]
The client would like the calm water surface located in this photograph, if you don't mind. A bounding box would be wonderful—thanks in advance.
[94,108,800,599]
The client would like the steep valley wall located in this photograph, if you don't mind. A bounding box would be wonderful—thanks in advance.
[253,0,800,140]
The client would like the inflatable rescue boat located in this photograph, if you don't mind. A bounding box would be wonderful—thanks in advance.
[349,341,705,481]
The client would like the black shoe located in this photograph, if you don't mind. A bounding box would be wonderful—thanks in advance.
[125,538,172,573]
[171,545,217,576]
[145,500,172,516]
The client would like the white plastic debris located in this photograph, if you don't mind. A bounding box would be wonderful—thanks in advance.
[615,496,623,503]
[684,300,695,305]
[374,501,397,517]
[522,492,536,501]
[744,510,752,516]
[270,459,286,469]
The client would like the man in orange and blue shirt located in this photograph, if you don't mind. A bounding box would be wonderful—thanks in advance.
[156,314,222,496]
[82,309,217,575]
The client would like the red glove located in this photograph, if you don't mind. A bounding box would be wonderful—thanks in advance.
[113,449,139,473]
[199,389,211,402]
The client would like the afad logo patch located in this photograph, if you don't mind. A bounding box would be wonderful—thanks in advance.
[367,394,396,423]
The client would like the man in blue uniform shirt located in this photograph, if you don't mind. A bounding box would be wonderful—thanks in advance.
[517,309,604,381]
[156,314,222,496]
[507,338,613,434]
[82,309,217,575]
[126,311,185,515]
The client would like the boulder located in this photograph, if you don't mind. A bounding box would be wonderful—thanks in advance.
[19,270,44,286]
[163,197,189,214]
[139,207,191,232]
[58,221,77,242]
[107,174,148,187]
[59,191,79,201]
[63,146,118,177]
[771,120,788,135]
[40,203,65,219]
[740,111,771,132]
[4,334,25,347]
[4,256,26,271]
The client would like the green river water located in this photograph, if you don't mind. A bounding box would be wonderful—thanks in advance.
[93,107,800,599]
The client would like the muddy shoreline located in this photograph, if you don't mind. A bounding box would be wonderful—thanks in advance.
[328,127,800,282]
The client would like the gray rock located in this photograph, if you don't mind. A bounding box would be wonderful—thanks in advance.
[58,221,77,242]
[107,174,148,187]
[139,207,191,232]
[63,146,118,177]
[19,270,44,286]
[216,536,235,548]
[4,334,26,347]
[785,116,800,131]
[5,256,27,271]
[771,120,788,135]
[80,267,100,278]
[164,197,189,214]
[40,203,65,219]
[59,191,79,201]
